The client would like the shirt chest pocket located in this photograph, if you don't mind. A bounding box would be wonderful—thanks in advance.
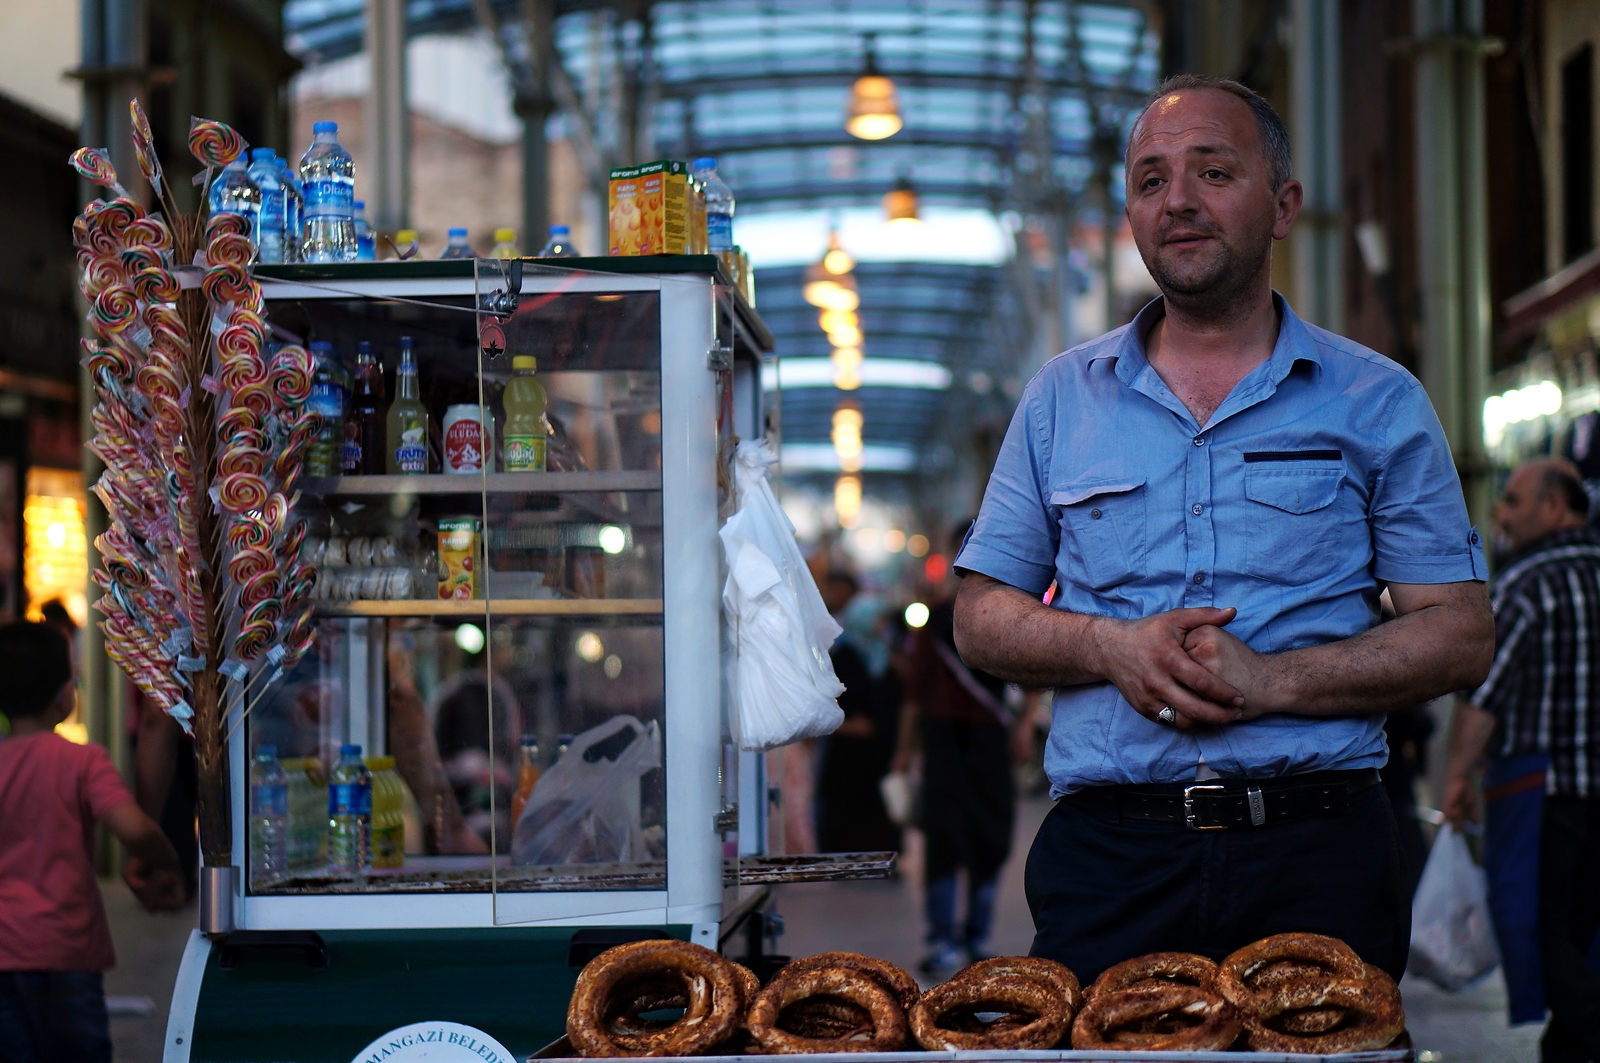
[1242,463,1344,585]
[1050,478,1148,591]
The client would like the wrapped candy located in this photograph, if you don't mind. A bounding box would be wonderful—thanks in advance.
[201,263,252,305]
[129,99,164,199]
[69,148,129,198]
[132,267,181,305]
[188,117,247,169]
[207,232,254,268]
[217,471,268,514]
[205,209,251,243]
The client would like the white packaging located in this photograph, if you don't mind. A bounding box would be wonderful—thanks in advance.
[442,403,487,474]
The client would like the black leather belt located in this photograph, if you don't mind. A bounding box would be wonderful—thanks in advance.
[1066,768,1381,831]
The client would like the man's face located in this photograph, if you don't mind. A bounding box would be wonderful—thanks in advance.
[1495,465,1573,552]
[1124,89,1299,312]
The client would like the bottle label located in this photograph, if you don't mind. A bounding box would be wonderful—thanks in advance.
[258,189,285,229]
[504,434,547,472]
[444,413,485,472]
[707,213,733,251]
[309,382,345,419]
[252,784,287,817]
[303,175,354,219]
[342,436,362,473]
[396,424,428,473]
[328,780,371,816]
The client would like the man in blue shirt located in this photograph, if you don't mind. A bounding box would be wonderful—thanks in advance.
[952,74,1495,980]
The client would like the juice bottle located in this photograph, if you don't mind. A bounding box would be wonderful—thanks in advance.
[365,755,406,869]
[509,735,541,829]
[502,355,548,471]
[387,336,430,474]
[350,340,387,474]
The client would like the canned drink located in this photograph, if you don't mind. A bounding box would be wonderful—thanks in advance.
[437,516,480,600]
[442,404,487,474]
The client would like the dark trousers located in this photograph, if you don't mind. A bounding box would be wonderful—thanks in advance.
[0,971,112,1063]
[922,716,1014,950]
[1540,797,1600,1063]
[1025,783,1409,984]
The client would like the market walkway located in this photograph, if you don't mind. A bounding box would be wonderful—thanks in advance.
[104,794,1542,1062]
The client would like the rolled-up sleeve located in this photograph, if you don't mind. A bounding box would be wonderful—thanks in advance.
[954,376,1058,595]
[1370,383,1487,584]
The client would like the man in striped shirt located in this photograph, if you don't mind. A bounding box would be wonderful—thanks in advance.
[1444,457,1600,1060]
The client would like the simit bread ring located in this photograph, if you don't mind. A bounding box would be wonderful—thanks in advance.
[958,955,1083,1013]
[1071,982,1242,1052]
[1089,952,1218,999]
[772,951,920,1012]
[1216,932,1366,1012]
[1243,967,1405,1054]
[567,939,743,1058]
[748,964,908,1053]
[911,974,1072,1050]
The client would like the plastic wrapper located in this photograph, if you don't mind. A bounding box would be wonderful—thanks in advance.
[511,715,661,866]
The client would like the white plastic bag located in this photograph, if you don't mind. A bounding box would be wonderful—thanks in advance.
[1409,823,1501,990]
[510,715,661,866]
[720,440,845,751]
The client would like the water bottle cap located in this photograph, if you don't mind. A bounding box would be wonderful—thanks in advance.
[251,148,274,162]
[256,744,277,758]
[495,228,517,242]
[399,335,414,348]
[558,734,575,745]
[550,225,570,235]
[353,199,365,210]
[521,734,539,746]
[356,340,373,353]
[693,156,717,170]
[448,227,468,238]
[513,355,537,371]
[340,743,361,756]
[313,121,338,133]
[310,340,333,352]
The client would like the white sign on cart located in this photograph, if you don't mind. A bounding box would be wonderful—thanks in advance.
[351,1021,516,1063]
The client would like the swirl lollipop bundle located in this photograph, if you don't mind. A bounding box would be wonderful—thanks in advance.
[75,106,317,875]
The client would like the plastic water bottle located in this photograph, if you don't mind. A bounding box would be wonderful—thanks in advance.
[327,743,371,872]
[208,158,262,246]
[694,157,735,253]
[248,149,287,264]
[250,746,289,884]
[299,121,357,263]
[439,227,474,259]
[276,156,303,262]
[354,200,376,261]
[537,225,581,258]
[307,341,350,477]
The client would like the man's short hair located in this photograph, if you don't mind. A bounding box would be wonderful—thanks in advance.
[1540,463,1590,518]
[0,621,72,719]
[1132,74,1293,191]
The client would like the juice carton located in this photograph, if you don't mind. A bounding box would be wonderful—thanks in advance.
[609,160,690,255]
[437,515,481,600]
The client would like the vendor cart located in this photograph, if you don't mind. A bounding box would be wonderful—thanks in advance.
[160,255,877,1063]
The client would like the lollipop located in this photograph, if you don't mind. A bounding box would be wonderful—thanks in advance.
[226,306,266,337]
[227,513,272,552]
[242,596,284,629]
[216,406,260,441]
[134,362,182,400]
[233,618,275,662]
[268,345,315,408]
[128,99,164,198]
[93,285,141,336]
[81,256,125,298]
[131,267,180,305]
[237,567,282,606]
[188,117,247,168]
[259,492,290,537]
[230,381,275,417]
[207,232,254,268]
[217,472,269,514]
[123,217,172,253]
[98,198,146,240]
[120,246,164,275]
[277,519,308,559]
[221,427,270,454]
[217,446,265,477]
[217,322,261,359]
[72,215,91,249]
[218,355,267,393]
[205,211,251,242]
[201,263,252,305]
[69,148,129,198]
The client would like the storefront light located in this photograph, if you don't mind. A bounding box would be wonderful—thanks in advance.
[883,175,921,225]
[1483,380,1563,447]
[23,468,87,625]
[834,474,863,528]
[802,264,860,310]
[845,38,902,141]
[822,229,855,275]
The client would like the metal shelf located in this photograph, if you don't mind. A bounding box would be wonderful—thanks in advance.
[313,598,664,618]
[302,471,662,496]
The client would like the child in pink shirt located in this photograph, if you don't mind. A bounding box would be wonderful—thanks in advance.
[0,621,184,1063]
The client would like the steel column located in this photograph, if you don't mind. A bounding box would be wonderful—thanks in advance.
[366,0,411,235]
[1289,0,1344,332]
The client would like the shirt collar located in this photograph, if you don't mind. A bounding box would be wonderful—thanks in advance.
[1505,525,1600,567]
[1087,291,1323,389]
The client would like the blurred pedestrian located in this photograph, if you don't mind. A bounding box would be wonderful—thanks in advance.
[0,621,185,1063]
[896,523,1021,975]
[1443,458,1600,1053]
[816,571,900,854]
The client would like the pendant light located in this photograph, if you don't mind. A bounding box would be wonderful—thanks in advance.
[883,173,920,225]
[846,36,903,141]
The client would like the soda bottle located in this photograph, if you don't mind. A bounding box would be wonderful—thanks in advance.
[438,227,474,259]
[248,149,287,263]
[366,755,406,869]
[350,340,386,474]
[354,200,376,261]
[327,743,371,872]
[299,121,357,263]
[387,336,430,474]
[557,734,574,759]
[509,735,541,829]
[208,157,262,246]
[307,341,350,477]
[250,745,289,886]
[502,356,548,472]
[693,157,735,253]
[536,226,581,258]
[276,155,304,262]
[491,228,521,258]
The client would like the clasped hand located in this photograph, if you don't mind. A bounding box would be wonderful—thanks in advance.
[1096,606,1277,729]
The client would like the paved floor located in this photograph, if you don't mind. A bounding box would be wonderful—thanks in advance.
[104,794,1544,1062]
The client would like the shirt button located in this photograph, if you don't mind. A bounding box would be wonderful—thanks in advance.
[1193,572,1205,584]
[1191,504,1203,515]
[1090,508,1102,519]
[1193,435,1205,446]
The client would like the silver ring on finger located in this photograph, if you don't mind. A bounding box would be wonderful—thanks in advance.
[1158,706,1178,726]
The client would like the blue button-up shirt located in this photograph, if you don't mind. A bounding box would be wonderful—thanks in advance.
[955,295,1486,794]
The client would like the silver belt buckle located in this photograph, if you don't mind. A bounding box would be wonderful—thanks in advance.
[1183,783,1228,831]
[1247,785,1267,826]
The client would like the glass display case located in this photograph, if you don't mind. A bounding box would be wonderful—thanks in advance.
[233,257,773,930]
